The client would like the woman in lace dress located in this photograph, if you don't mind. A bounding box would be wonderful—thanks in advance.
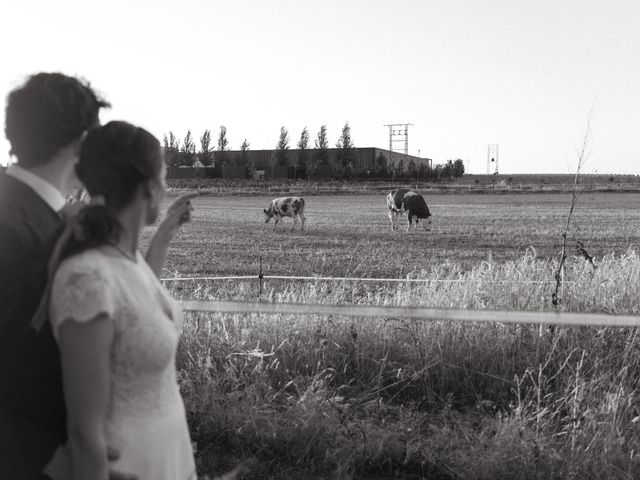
[42,121,197,480]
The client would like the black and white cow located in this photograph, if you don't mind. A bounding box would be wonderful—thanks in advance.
[386,188,432,232]
[263,196,306,231]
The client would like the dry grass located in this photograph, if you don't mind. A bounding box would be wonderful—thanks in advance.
[171,250,640,479]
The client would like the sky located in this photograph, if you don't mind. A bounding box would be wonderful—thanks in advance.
[1,0,639,174]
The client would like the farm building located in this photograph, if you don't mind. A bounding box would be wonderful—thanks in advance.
[166,147,431,179]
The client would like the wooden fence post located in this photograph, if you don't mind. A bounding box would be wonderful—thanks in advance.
[258,256,264,297]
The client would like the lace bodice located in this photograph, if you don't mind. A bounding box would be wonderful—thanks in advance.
[46,246,195,480]
[50,246,184,425]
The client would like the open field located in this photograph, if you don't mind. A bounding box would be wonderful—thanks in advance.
[143,192,640,479]
[148,192,640,281]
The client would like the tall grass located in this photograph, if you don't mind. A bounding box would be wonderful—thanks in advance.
[175,250,640,479]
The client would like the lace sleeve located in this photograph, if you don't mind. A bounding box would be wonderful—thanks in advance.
[49,259,116,339]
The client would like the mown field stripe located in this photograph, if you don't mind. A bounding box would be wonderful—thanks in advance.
[180,300,640,327]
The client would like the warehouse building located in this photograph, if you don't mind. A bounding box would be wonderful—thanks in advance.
[167,147,431,179]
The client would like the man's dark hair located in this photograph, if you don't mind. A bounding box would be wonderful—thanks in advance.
[4,72,110,167]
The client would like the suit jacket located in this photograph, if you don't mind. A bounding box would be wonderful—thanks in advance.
[0,173,66,478]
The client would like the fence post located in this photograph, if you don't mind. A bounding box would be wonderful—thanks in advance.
[258,255,264,297]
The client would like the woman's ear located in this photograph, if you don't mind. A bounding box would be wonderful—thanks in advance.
[71,131,89,156]
[142,179,155,199]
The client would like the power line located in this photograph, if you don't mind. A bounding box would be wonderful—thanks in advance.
[384,123,413,179]
[487,144,499,174]
[384,123,412,156]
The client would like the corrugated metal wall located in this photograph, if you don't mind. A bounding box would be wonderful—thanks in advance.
[166,148,432,178]
[210,148,429,173]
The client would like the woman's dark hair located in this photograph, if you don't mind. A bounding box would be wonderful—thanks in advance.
[4,72,110,167]
[59,121,163,260]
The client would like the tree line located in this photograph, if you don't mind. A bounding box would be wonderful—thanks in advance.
[163,122,464,180]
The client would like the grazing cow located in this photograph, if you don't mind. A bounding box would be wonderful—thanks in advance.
[263,196,306,231]
[386,188,432,232]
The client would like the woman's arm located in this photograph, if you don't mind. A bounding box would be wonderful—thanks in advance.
[145,193,197,277]
[58,314,114,480]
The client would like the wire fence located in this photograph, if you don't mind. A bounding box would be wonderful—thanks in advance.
[161,273,575,285]
[162,270,579,305]
[180,299,640,328]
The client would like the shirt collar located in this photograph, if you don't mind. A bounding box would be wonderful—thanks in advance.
[6,164,67,212]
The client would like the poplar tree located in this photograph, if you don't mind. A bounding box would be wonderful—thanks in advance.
[336,121,355,177]
[313,125,329,167]
[276,126,289,167]
[240,139,250,166]
[180,130,196,167]
[296,127,309,178]
[216,125,228,169]
[163,131,180,167]
[198,129,213,166]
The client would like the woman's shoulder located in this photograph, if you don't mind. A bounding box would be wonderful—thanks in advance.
[58,246,111,270]
[55,246,119,283]
[49,247,122,335]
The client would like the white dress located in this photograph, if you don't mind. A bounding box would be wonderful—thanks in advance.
[44,246,196,480]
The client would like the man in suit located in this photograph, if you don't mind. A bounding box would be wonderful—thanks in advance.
[0,73,126,479]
